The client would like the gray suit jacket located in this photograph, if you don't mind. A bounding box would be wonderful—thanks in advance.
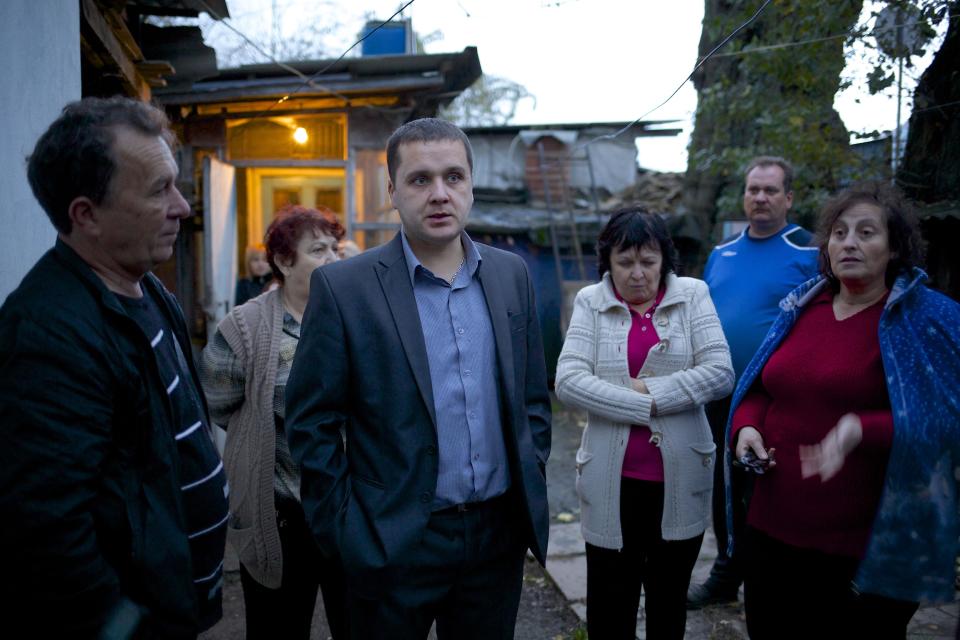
[285,233,551,591]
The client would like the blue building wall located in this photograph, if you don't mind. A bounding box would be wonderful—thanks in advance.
[474,233,597,383]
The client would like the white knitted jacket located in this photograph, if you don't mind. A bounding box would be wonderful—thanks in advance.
[556,273,733,548]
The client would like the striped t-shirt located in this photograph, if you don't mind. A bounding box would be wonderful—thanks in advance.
[119,290,229,631]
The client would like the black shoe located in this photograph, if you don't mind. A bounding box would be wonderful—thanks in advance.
[686,580,739,609]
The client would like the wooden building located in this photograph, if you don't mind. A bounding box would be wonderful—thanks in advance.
[154,47,482,339]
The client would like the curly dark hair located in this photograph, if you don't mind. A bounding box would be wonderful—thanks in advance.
[265,204,345,284]
[816,181,926,289]
[596,207,678,285]
[27,96,175,234]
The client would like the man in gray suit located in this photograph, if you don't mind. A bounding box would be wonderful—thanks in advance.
[285,118,551,640]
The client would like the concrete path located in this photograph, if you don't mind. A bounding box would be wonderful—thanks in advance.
[545,402,959,639]
[543,520,959,639]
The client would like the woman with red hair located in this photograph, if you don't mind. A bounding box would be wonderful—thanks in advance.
[200,205,347,639]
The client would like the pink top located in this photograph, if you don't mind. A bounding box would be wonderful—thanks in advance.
[616,285,666,481]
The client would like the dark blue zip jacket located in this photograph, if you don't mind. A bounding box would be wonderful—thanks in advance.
[0,240,210,637]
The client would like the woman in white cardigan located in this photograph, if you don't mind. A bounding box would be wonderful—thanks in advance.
[556,208,733,639]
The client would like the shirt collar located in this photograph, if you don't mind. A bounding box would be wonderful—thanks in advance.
[745,222,796,242]
[614,282,667,314]
[400,229,482,287]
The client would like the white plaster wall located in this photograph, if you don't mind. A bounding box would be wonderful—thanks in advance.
[0,1,79,301]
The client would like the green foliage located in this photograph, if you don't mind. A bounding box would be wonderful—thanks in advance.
[685,0,951,253]
[866,65,896,93]
[685,0,882,244]
[439,74,536,127]
[865,0,947,71]
[554,625,588,640]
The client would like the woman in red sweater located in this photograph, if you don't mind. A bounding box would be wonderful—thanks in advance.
[731,183,926,638]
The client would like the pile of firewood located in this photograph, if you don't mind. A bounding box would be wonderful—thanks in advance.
[601,172,684,214]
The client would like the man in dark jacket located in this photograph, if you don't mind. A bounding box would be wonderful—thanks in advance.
[0,97,228,639]
[286,118,551,640]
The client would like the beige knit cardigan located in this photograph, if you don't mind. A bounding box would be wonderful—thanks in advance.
[213,289,285,588]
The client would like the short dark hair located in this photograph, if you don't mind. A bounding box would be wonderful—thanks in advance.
[386,118,473,183]
[596,207,678,285]
[265,204,345,284]
[816,181,925,289]
[27,96,175,234]
[744,156,794,193]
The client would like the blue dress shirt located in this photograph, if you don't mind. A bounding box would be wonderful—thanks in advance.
[401,231,510,508]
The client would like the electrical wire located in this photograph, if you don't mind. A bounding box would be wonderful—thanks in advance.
[194,0,418,118]
[188,0,950,172]
[465,0,775,179]
[569,0,773,154]
[555,3,952,166]
[707,12,958,60]
[194,0,351,103]
[193,0,767,138]
[295,0,417,89]
[911,97,960,115]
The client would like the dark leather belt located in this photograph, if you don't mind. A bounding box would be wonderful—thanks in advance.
[432,492,509,517]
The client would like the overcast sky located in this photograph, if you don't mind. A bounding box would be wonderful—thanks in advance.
[200,0,944,172]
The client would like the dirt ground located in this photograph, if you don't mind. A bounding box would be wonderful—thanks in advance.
[199,555,583,640]
[198,398,959,639]
[200,397,587,640]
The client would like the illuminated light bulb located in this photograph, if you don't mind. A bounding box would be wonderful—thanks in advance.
[293,127,308,144]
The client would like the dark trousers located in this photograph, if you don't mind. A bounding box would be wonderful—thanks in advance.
[705,395,749,589]
[239,496,348,640]
[743,527,919,640]
[346,493,526,640]
[586,479,704,640]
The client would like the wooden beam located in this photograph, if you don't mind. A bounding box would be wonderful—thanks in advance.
[136,60,176,75]
[102,6,144,62]
[136,60,176,88]
[79,34,107,70]
[189,95,401,117]
[81,0,149,98]
[97,0,126,11]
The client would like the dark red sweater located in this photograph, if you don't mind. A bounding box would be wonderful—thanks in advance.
[731,290,893,559]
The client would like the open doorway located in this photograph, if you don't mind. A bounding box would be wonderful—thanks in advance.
[243,167,346,246]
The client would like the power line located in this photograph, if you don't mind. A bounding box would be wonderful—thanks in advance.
[495,0,774,189]
[911,97,960,115]
[194,0,352,103]
[572,0,774,153]
[558,4,953,166]
[296,0,417,89]
[707,12,957,60]
[194,0,418,117]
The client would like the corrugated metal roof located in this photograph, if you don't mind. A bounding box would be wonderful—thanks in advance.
[155,47,482,106]
[462,121,681,136]
[466,202,700,243]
